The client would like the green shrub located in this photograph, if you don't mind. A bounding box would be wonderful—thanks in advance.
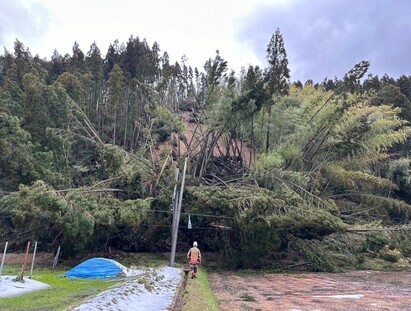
[154,127,171,142]
[366,232,389,252]
[379,246,402,263]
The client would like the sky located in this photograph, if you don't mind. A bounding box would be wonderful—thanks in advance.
[0,0,410,82]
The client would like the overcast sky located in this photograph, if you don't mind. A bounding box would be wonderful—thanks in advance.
[0,0,410,82]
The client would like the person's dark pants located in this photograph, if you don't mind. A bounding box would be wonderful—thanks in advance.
[190,263,198,277]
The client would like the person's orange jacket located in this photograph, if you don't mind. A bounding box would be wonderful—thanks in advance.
[187,246,201,264]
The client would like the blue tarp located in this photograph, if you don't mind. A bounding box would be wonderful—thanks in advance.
[64,258,123,279]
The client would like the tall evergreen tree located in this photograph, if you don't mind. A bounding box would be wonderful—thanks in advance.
[150,41,161,83]
[264,28,290,151]
[70,42,86,73]
[48,49,66,83]
[265,28,290,96]
[85,42,104,121]
[396,75,411,101]
[104,40,124,80]
[106,64,126,145]
[363,74,381,91]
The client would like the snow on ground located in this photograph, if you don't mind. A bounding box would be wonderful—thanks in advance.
[0,275,50,298]
[312,294,364,299]
[0,265,183,310]
[71,266,182,311]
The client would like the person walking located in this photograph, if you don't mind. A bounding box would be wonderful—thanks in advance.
[187,241,201,279]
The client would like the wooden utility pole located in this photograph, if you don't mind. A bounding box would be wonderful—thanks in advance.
[169,157,188,267]
[16,241,30,282]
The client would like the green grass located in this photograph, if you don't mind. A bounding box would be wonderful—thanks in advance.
[0,266,120,311]
[0,253,188,311]
[182,269,219,311]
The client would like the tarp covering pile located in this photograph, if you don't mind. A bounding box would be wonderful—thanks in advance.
[64,257,131,279]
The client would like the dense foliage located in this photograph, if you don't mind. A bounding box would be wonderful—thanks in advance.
[1,32,411,270]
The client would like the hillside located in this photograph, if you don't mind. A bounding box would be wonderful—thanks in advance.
[1,38,411,271]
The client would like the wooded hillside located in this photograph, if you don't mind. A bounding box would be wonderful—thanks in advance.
[1,30,411,270]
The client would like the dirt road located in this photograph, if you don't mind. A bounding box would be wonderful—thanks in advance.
[209,270,411,311]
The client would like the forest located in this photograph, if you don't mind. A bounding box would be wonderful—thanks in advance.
[1,28,411,271]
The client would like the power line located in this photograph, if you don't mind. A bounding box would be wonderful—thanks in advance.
[94,203,236,220]
[148,209,235,219]
[142,224,230,230]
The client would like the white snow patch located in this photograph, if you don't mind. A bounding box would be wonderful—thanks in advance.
[0,266,182,310]
[0,275,50,297]
[102,258,142,277]
[72,266,182,311]
[312,294,364,299]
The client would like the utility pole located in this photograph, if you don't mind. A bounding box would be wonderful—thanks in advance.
[169,157,188,267]
[52,245,61,268]
[29,241,38,279]
[0,241,8,277]
[169,167,179,267]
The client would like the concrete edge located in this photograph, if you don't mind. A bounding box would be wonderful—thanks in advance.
[169,268,189,311]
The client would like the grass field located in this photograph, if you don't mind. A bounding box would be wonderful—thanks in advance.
[0,253,219,311]
[181,269,219,311]
[0,265,118,311]
[0,253,173,311]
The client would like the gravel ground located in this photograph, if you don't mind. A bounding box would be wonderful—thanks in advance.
[209,270,411,311]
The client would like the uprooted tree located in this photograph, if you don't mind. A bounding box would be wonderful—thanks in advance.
[1,34,411,271]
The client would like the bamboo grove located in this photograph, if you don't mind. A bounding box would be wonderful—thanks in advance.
[1,30,411,270]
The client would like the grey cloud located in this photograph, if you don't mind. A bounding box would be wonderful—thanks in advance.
[0,0,50,54]
[237,0,411,82]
